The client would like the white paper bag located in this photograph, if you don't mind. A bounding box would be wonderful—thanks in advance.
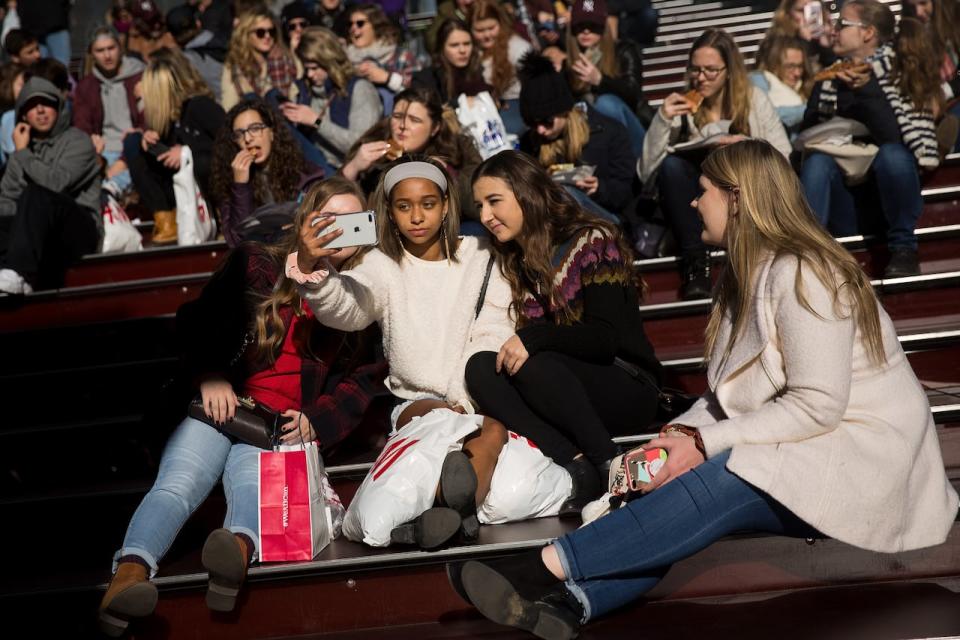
[172,145,216,246]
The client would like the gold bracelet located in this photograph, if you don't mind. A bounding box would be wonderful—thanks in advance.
[662,424,706,457]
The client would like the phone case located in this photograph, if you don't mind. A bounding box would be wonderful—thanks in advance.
[323,210,378,249]
[624,447,668,491]
[803,3,823,28]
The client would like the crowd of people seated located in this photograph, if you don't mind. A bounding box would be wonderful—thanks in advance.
[0,1,956,638]
[0,0,951,298]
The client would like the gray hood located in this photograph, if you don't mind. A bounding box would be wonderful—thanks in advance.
[92,55,145,85]
[15,77,70,139]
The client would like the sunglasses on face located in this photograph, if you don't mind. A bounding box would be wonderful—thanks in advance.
[534,116,555,129]
[572,23,599,35]
[253,27,277,39]
[351,19,368,28]
[232,122,270,143]
[287,20,308,31]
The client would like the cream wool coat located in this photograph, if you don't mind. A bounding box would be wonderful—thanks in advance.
[675,253,958,553]
[298,236,514,414]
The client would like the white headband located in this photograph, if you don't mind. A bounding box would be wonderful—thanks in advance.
[383,161,448,197]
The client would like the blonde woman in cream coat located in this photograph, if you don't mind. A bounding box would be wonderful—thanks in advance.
[451,139,958,639]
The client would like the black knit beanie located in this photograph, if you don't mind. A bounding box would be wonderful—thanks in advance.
[518,52,575,126]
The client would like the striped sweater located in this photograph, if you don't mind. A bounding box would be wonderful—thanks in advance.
[817,44,940,169]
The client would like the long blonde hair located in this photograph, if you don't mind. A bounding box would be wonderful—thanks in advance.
[297,26,355,95]
[689,29,753,135]
[252,177,367,364]
[700,140,885,366]
[226,11,288,90]
[141,47,214,135]
[537,107,590,167]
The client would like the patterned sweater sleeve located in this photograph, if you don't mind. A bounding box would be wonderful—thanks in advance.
[516,233,635,363]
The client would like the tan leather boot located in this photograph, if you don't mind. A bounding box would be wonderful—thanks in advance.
[151,210,178,245]
[202,528,250,612]
[98,561,158,637]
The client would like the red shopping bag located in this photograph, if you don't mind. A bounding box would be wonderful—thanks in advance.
[258,442,332,562]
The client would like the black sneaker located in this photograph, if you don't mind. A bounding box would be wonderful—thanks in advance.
[680,252,712,300]
[884,247,920,278]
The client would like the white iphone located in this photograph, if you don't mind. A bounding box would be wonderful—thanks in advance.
[315,210,378,249]
[803,2,824,35]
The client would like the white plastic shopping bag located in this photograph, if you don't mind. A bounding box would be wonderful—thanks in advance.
[456,92,514,159]
[342,408,482,547]
[172,145,216,245]
[100,191,143,253]
[258,441,340,562]
[477,431,572,524]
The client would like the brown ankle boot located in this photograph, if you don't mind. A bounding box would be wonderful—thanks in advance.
[98,561,158,637]
[151,210,178,245]
[202,528,250,612]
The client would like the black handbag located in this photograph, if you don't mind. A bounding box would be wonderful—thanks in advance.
[188,395,283,450]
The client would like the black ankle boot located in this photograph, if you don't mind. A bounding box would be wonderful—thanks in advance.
[558,457,602,518]
[439,451,479,541]
[460,551,581,639]
[390,507,462,550]
[680,251,712,300]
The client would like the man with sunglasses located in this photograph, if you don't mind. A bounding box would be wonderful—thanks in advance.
[281,1,316,51]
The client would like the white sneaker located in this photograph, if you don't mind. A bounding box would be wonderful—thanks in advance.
[0,268,33,294]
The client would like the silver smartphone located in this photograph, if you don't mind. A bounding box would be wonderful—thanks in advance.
[803,3,824,33]
[314,210,378,249]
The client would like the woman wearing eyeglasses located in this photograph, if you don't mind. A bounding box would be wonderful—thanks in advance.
[221,10,298,111]
[639,29,790,300]
[799,0,941,278]
[345,3,420,114]
[562,0,649,158]
[279,26,383,173]
[125,48,225,244]
[211,98,326,247]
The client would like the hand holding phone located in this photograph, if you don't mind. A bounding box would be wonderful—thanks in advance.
[624,447,668,492]
[147,141,171,158]
[803,3,824,37]
[312,210,378,250]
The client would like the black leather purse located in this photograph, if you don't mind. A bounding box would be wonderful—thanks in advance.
[188,395,283,450]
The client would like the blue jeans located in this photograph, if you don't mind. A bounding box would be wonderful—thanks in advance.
[593,94,646,159]
[554,451,818,621]
[102,149,132,193]
[39,30,71,68]
[800,143,923,249]
[113,417,261,576]
[563,184,622,225]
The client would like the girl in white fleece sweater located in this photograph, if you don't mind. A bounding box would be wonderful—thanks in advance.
[289,156,516,548]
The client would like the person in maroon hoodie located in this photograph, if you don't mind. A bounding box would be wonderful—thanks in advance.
[72,26,145,191]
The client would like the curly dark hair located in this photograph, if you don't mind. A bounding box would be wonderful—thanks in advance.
[211,98,306,213]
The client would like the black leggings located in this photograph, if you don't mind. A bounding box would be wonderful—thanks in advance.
[465,351,659,467]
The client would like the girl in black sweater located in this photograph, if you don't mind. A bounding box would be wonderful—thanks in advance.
[464,151,661,516]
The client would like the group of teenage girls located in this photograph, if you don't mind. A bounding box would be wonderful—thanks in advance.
[98,137,959,639]
[97,146,662,636]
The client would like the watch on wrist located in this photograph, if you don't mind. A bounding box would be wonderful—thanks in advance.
[314,115,323,129]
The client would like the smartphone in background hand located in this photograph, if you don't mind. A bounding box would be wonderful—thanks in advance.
[314,210,378,250]
[147,141,171,158]
[275,94,291,104]
[803,2,824,36]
